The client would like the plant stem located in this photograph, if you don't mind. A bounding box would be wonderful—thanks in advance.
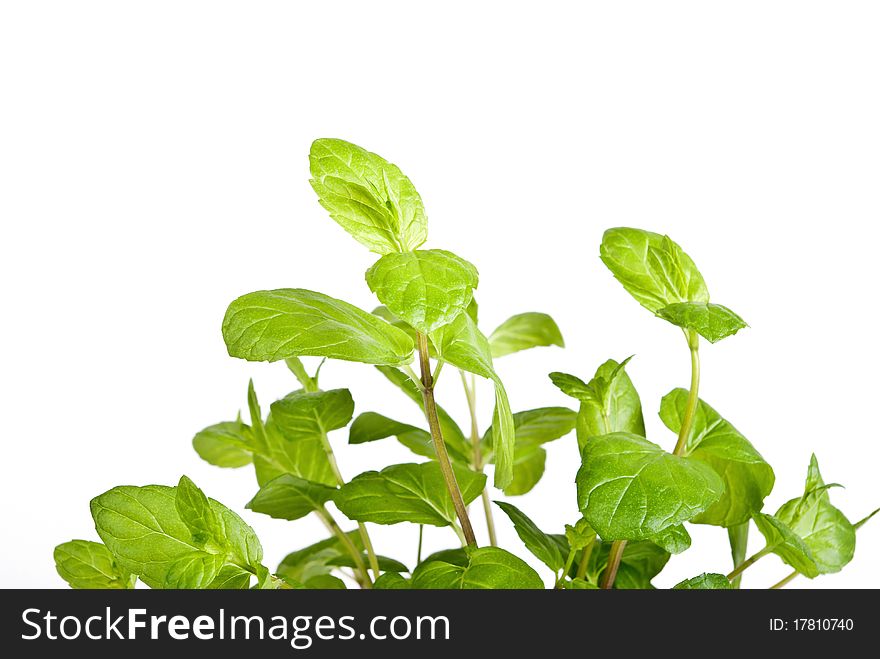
[728,522,749,589]
[673,331,701,457]
[416,525,424,565]
[460,369,497,546]
[318,425,381,579]
[575,538,596,580]
[316,506,371,588]
[556,549,578,588]
[601,540,626,589]
[770,570,799,589]
[417,332,478,547]
[726,546,770,581]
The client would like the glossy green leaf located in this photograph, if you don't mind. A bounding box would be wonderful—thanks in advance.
[309,138,427,255]
[326,554,408,574]
[656,302,747,343]
[176,476,225,548]
[222,288,414,366]
[54,540,135,589]
[91,483,263,589]
[488,312,564,358]
[164,552,226,589]
[752,513,819,578]
[660,389,774,527]
[673,573,732,590]
[246,474,337,521]
[577,432,724,541]
[412,547,544,589]
[651,524,692,555]
[551,358,645,451]
[503,445,546,496]
[431,313,515,487]
[335,462,486,526]
[373,573,411,589]
[774,455,855,574]
[348,411,436,460]
[206,565,253,589]
[254,389,353,487]
[366,249,479,333]
[374,366,471,463]
[600,228,709,313]
[192,421,253,468]
[495,501,564,572]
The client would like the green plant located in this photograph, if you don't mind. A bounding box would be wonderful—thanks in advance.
[55,140,876,590]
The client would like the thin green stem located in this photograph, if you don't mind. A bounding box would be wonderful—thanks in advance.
[416,525,424,565]
[770,570,799,589]
[316,506,371,588]
[673,331,700,457]
[450,521,467,547]
[555,549,578,588]
[317,426,381,579]
[601,540,626,589]
[417,332,477,547]
[575,537,596,581]
[403,364,425,391]
[432,359,445,384]
[460,369,497,546]
[726,546,770,581]
[728,522,750,589]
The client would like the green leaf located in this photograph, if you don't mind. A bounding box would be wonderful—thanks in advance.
[285,357,320,392]
[247,379,268,451]
[276,533,363,584]
[588,540,669,589]
[483,407,576,496]
[656,302,747,343]
[774,455,855,574]
[565,578,599,589]
[192,421,253,468]
[255,389,353,487]
[659,389,775,527]
[488,312,564,358]
[495,501,564,572]
[374,366,471,463]
[564,518,596,552]
[222,288,414,366]
[303,575,347,589]
[577,432,724,541]
[335,462,486,526]
[551,358,645,451]
[309,138,427,255]
[651,524,692,555]
[600,228,709,314]
[365,249,479,333]
[412,547,544,589]
[54,540,135,589]
[673,573,732,590]
[91,483,263,589]
[164,552,226,589]
[348,412,436,460]
[373,573,411,589]
[752,513,819,578]
[855,507,880,530]
[430,313,515,488]
[246,474,337,521]
[176,476,225,548]
[326,554,408,574]
[206,565,253,589]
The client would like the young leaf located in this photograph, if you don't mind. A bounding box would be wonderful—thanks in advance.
[176,475,225,548]
[651,524,692,555]
[599,228,709,313]
[774,455,856,574]
[659,389,775,527]
[487,312,565,358]
[430,313,515,488]
[656,302,747,343]
[373,573,412,589]
[192,420,253,468]
[412,547,544,589]
[374,365,471,462]
[855,507,880,530]
[255,389,353,487]
[495,501,564,572]
[309,138,427,255]
[285,357,319,392]
[550,358,645,451]
[752,513,820,578]
[54,540,135,589]
[565,518,596,552]
[365,249,479,333]
[348,412,440,461]
[673,573,732,590]
[246,475,337,521]
[334,462,486,527]
[222,288,414,366]
[577,432,724,541]
[91,483,264,589]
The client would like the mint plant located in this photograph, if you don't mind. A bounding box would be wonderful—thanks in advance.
[55,140,876,590]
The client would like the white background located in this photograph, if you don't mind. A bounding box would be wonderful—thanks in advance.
[2,1,878,589]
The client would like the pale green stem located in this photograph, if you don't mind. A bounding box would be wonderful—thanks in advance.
[726,546,771,581]
[416,525,424,565]
[575,537,596,581]
[673,331,701,457]
[460,369,497,546]
[728,522,749,589]
[770,570,799,589]
[316,506,371,588]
